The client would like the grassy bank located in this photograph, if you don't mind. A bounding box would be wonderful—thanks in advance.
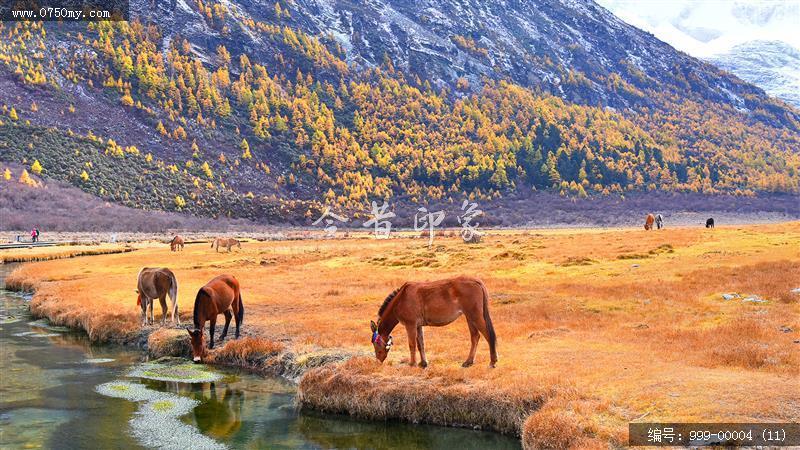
[5,223,799,448]
[1,243,134,264]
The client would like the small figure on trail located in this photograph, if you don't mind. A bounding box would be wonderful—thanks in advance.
[30,228,38,243]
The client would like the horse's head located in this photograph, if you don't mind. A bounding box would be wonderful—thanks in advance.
[370,320,393,362]
[186,327,206,363]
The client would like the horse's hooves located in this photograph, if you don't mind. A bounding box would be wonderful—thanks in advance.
[419,361,428,368]
[489,362,497,368]
[461,361,474,368]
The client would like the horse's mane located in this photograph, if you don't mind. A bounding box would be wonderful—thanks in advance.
[193,287,206,329]
[377,287,400,317]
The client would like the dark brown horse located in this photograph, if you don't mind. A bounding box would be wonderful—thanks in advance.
[370,275,497,368]
[187,275,244,362]
[170,235,185,251]
[136,267,179,326]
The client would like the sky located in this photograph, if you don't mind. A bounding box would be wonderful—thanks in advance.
[594,0,800,58]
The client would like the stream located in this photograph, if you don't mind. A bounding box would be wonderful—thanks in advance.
[0,264,520,449]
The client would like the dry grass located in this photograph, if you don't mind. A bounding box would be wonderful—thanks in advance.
[6,222,800,447]
[0,243,133,263]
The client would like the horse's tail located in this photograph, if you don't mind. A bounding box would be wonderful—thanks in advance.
[168,270,179,323]
[211,239,215,249]
[480,282,497,364]
[237,291,244,325]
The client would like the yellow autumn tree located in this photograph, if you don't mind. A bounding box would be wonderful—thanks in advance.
[174,195,187,209]
[240,138,252,159]
[80,170,89,182]
[3,168,11,181]
[9,107,18,121]
[19,169,38,187]
[31,159,43,174]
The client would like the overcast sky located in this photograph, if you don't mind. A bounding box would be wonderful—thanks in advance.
[594,0,800,57]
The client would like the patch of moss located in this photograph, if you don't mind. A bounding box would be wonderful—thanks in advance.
[152,400,175,412]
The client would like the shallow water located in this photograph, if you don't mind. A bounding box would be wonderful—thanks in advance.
[0,265,520,449]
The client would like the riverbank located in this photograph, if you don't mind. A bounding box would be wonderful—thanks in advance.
[5,223,799,448]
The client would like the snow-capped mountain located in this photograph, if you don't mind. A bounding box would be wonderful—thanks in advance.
[708,40,800,109]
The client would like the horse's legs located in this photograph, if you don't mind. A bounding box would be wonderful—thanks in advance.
[463,321,480,367]
[159,295,168,325]
[220,310,232,341]
[208,316,217,349]
[148,299,154,325]
[416,325,428,368]
[404,323,418,366]
[141,299,148,326]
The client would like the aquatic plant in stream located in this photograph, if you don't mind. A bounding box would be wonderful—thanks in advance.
[27,319,72,332]
[128,358,222,383]
[95,381,226,449]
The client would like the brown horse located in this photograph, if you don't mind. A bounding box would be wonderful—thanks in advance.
[170,235,185,251]
[136,267,179,326]
[212,237,241,252]
[187,274,244,362]
[370,275,497,368]
[644,213,655,230]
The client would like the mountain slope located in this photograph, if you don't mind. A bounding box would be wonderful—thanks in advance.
[708,40,800,109]
[0,0,798,222]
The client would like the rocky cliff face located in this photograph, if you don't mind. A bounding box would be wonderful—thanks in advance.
[136,0,791,116]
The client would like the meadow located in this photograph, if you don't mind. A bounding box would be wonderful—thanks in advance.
[5,223,799,448]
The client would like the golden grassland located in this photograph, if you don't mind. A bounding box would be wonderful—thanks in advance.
[5,223,800,448]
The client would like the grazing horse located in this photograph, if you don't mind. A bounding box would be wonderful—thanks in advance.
[211,237,241,252]
[655,214,664,230]
[187,274,244,362]
[644,214,655,230]
[706,218,715,228]
[370,275,497,368]
[170,235,185,251]
[136,268,179,326]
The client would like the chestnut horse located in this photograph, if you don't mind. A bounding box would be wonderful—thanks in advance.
[644,213,655,230]
[136,267,179,326]
[170,235,185,251]
[370,275,497,368]
[212,237,241,252]
[187,274,244,362]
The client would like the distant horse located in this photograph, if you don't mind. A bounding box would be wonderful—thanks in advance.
[370,275,497,368]
[136,267,179,326]
[212,237,241,252]
[644,214,655,230]
[706,218,715,228]
[187,274,244,362]
[170,235,185,251]
[655,214,664,230]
